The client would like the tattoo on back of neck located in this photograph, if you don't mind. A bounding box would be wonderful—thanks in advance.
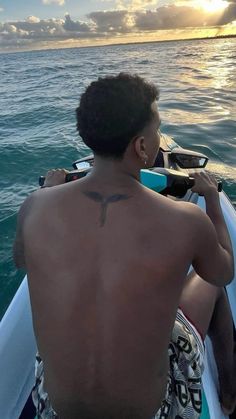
[83,191,130,227]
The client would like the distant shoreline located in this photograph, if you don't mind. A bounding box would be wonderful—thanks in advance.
[97,33,236,49]
[1,33,235,55]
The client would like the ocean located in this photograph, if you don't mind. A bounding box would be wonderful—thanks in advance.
[0,37,235,320]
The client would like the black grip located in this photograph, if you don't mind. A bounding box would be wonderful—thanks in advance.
[218,181,223,192]
[39,176,45,187]
[38,170,89,187]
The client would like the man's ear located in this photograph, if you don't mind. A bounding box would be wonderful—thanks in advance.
[133,136,148,162]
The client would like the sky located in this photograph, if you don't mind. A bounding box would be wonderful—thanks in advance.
[0,0,236,52]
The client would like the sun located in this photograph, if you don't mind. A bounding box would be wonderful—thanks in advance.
[195,0,228,13]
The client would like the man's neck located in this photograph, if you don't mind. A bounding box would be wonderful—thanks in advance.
[90,155,140,186]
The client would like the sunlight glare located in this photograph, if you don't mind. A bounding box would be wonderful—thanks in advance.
[196,0,228,13]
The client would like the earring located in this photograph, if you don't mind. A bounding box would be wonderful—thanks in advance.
[143,154,148,167]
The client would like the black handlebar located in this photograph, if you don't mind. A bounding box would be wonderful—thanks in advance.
[39,170,223,198]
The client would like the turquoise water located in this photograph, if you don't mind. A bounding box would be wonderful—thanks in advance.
[0,38,236,319]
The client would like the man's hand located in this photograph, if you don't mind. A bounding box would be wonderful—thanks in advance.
[43,169,69,187]
[190,170,218,197]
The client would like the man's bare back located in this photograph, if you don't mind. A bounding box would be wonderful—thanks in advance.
[21,177,196,417]
[14,74,234,418]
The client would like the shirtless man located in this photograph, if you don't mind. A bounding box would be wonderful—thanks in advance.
[31,168,236,417]
[13,73,234,418]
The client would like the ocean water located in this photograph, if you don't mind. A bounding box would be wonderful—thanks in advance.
[0,38,236,319]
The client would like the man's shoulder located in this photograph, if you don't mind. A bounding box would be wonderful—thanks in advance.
[149,189,199,214]
[171,200,206,223]
[151,194,206,230]
[18,191,37,220]
[18,188,53,225]
[172,200,203,215]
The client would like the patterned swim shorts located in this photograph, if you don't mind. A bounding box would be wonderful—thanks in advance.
[155,308,205,419]
[32,354,57,418]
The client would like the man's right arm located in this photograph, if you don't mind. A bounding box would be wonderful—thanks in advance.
[190,171,234,286]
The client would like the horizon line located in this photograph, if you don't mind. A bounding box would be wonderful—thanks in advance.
[0,33,235,55]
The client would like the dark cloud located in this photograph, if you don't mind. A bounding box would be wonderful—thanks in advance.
[88,10,130,33]
[63,14,91,32]
[134,6,204,30]
[134,5,231,31]
[218,2,236,24]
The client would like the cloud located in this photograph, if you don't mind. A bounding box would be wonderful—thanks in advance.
[88,1,236,32]
[42,0,65,5]
[1,18,64,39]
[134,5,211,30]
[26,16,41,23]
[0,15,91,39]
[88,10,131,32]
[132,3,236,31]
[116,0,157,11]
[218,2,236,23]
[64,14,92,32]
[0,14,99,51]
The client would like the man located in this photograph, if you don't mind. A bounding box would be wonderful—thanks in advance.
[13,73,234,418]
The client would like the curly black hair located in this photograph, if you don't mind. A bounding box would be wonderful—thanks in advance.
[76,73,159,159]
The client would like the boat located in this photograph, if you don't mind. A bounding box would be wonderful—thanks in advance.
[0,134,235,419]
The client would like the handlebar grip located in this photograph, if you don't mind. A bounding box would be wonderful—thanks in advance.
[218,181,223,192]
[38,170,88,187]
[39,176,45,187]
[191,178,223,193]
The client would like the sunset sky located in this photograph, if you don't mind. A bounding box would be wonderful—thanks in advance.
[0,0,236,52]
